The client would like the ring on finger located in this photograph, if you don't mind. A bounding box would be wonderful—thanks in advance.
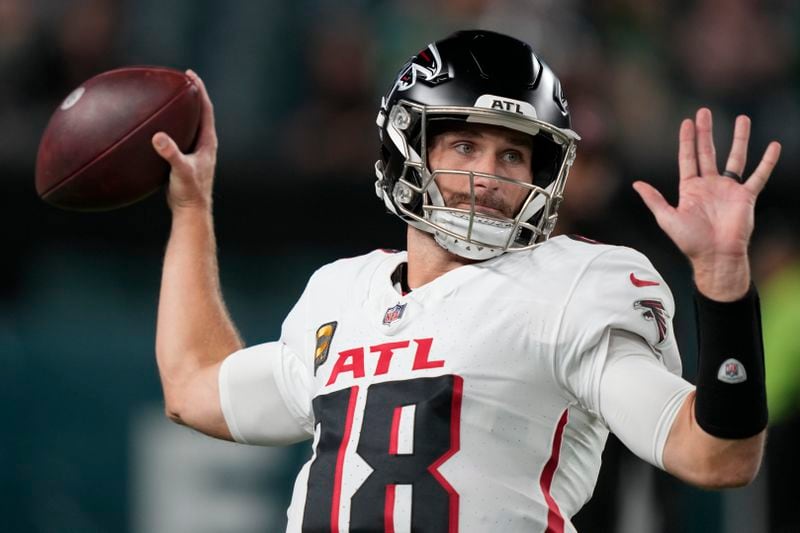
[722,169,743,182]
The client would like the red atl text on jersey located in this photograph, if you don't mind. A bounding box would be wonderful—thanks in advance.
[326,338,445,386]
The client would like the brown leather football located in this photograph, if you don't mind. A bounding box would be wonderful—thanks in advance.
[35,66,201,211]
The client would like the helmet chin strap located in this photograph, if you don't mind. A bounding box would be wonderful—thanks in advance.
[424,175,514,260]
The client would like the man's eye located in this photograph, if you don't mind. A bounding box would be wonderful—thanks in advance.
[502,151,523,164]
[454,143,473,154]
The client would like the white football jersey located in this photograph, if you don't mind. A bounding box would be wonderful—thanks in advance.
[220,235,683,532]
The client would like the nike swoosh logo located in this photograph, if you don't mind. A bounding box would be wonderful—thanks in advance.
[630,272,660,287]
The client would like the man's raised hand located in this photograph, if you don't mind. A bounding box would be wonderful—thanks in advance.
[632,108,781,300]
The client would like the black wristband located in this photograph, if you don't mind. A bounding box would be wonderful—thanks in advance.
[693,285,768,439]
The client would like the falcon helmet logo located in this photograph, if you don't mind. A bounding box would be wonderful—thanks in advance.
[380,44,445,115]
[633,298,668,344]
[394,44,443,92]
[314,321,338,375]
[382,303,407,325]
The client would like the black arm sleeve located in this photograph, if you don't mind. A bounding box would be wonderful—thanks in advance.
[693,285,768,439]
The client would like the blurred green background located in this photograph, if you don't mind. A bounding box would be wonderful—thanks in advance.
[2,0,799,531]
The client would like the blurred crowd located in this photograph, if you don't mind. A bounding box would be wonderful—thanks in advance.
[2,0,798,183]
[3,0,799,271]
[2,0,799,532]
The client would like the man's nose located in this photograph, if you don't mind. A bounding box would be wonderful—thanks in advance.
[472,153,499,189]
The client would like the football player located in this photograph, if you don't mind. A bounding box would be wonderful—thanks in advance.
[152,30,781,532]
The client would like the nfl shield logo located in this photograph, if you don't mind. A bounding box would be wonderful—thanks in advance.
[717,357,747,384]
[383,303,406,325]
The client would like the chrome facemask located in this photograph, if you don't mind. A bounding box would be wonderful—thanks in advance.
[376,100,579,259]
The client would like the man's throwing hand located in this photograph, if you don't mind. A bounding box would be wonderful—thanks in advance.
[152,70,218,212]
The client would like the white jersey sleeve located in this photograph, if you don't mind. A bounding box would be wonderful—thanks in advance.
[218,276,318,445]
[219,341,313,445]
[598,329,694,469]
[557,246,682,416]
[554,245,693,468]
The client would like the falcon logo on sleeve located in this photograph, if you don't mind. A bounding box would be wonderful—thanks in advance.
[633,299,668,343]
[314,321,338,375]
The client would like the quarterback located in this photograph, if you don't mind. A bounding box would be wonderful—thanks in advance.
[152,31,781,532]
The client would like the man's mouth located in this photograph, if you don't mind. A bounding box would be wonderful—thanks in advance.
[455,201,509,219]
[444,189,516,218]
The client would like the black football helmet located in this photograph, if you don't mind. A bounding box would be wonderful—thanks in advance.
[375,30,579,259]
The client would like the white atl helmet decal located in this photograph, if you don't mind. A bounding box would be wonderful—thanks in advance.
[473,94,538,118]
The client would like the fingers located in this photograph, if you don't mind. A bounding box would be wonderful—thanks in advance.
[745,141,782,195]
[632,180,675,229]
[695,108,719,176]
[152,132,191,176]
[151,69,216,177]
[678,118,698,181]
[185,69,218,153]
[723,115,750,178]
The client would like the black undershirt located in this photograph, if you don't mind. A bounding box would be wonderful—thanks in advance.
[391,262,412,295]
